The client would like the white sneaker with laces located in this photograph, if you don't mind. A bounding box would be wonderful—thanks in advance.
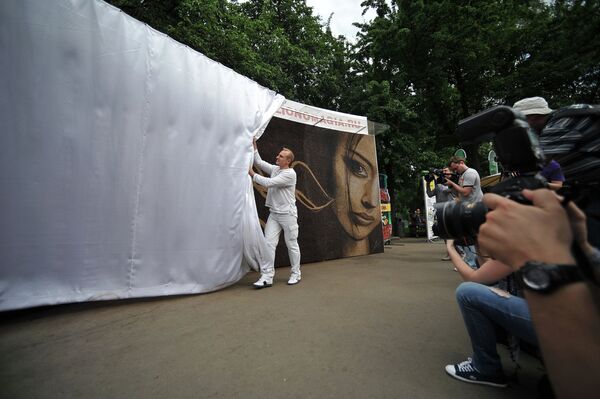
[445,357,507,387]
[253,276,273,289]
[287,274,301,285]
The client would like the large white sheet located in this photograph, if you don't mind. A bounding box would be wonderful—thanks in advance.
[0,0,284,311]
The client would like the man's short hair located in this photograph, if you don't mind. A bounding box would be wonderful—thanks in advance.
[282,147,295,163]
[448,156,465,166]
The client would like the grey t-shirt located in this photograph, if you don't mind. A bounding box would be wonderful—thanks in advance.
[459,168,483,203]
[427,183,454,203]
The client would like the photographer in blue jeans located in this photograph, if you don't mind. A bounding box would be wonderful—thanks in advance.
[445,239,538,387]
[477,189,600,397]
[445,188,600,395]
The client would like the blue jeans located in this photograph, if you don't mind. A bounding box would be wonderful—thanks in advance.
[455,282,539,376]
[456,244,478,269]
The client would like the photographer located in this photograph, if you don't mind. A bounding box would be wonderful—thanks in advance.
[478,189,600,398]
[444,242,538,388]
[446,156,483,203]
[425,167,455,259]
[446,156,483,268]
[438,103,600,395]
[425,167,455,203]
[538,103,600,247]
[513,97,565,191]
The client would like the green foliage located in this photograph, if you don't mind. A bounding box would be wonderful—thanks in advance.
[512,0,600,105]
[107,0,349,109]
[352,0,600,211]
[106,0,600,212]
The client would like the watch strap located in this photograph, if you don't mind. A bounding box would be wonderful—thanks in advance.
[517,261,582,293]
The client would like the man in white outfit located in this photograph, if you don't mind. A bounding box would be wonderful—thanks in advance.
[249,138,301,288]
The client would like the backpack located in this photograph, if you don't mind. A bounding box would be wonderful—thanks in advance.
[540,104,600,185]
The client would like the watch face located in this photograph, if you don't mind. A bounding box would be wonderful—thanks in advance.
[523,267,551,290]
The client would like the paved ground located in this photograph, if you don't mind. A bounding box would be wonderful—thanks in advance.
[0,238,545,399]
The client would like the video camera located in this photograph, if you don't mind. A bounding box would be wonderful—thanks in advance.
[424,168,460,186]
[433,106,547,239]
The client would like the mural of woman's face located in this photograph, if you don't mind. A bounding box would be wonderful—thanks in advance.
[333,135,379,240]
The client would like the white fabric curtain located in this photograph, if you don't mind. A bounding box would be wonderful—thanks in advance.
[242,175,272,273]
[0,0,284,311]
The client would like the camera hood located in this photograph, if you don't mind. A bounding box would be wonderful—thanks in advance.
[456,106,524,143]
[456,105,545,173]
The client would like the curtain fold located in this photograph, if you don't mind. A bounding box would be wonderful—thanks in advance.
[0,0,284,311]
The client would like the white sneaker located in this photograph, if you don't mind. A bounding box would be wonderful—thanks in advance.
[253,276,273,289]
[445,358,508,387]
[287,274,301,285]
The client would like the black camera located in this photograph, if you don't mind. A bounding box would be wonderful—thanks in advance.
[433,106,547,239]
[425,168,459,186]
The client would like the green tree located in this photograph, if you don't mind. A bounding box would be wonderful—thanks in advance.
[512,0,600,105]
[106,0,600,214]
[107,0,349,109]
[351,0,600,212]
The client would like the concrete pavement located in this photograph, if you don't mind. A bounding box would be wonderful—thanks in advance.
[0,238,545,398]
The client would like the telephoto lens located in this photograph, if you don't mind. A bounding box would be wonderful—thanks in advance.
[432,201,488,239]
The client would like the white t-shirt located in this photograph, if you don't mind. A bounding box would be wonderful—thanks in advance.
[253,150,297,216]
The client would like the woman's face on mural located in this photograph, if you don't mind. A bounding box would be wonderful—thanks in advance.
[333,135,379,240]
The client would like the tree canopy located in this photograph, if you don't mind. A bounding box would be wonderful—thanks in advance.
[107,0,600,213]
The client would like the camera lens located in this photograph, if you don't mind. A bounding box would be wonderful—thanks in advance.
[433,201,488,239]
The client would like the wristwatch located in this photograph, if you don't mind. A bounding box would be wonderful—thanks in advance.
[516,261,582,293]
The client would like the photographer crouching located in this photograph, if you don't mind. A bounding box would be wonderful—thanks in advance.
[477,189,600,398]
[443,233,536,388]
[437,105,600,396]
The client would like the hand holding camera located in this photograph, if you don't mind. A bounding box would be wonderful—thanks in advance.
[477,189,575,269]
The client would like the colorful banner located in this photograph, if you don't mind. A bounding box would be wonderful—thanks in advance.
[254,117,384,265]
[274,99,368,134]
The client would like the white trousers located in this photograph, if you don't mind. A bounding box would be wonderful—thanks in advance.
[261,212,301,279]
